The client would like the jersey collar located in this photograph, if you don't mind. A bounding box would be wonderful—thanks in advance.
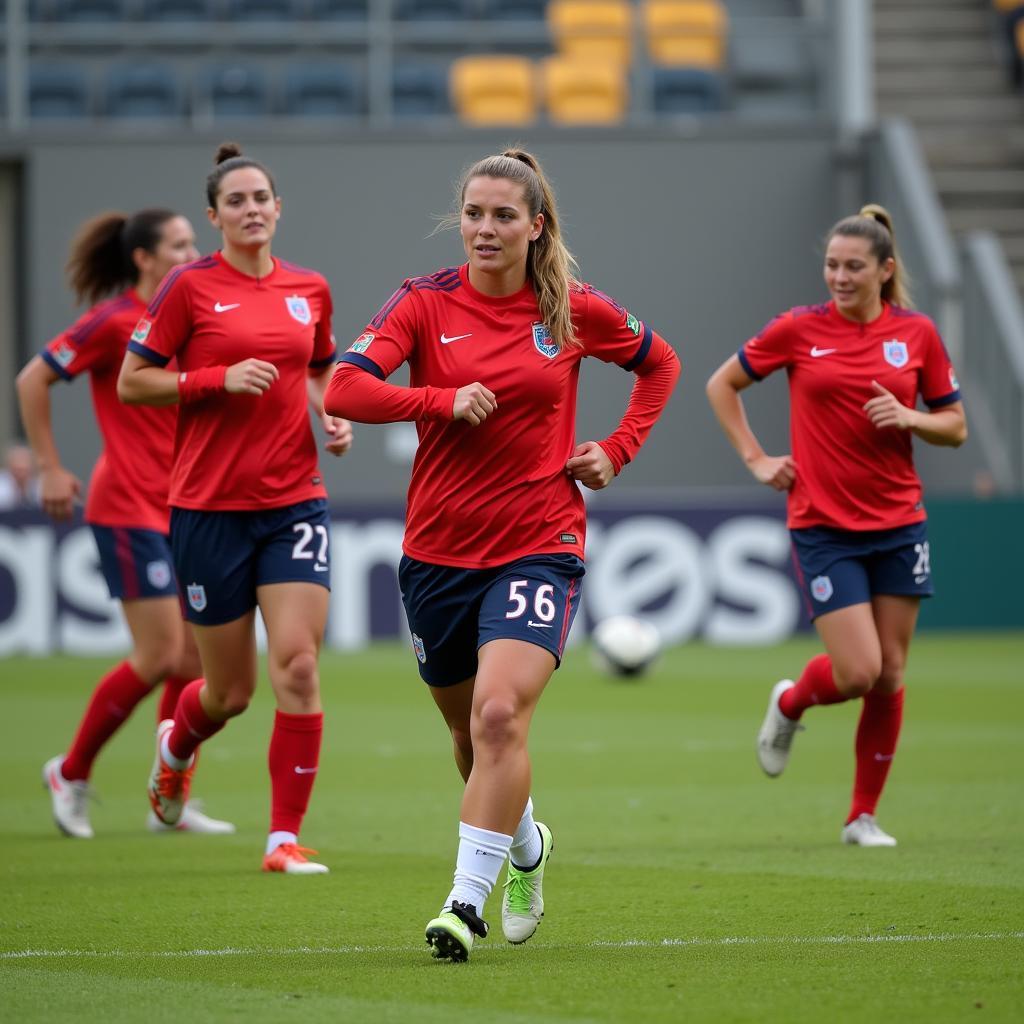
[458,263,536,306]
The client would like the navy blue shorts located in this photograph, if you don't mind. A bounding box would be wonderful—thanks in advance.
[790,521,934,620]
[91,525,177,601]
[398,553,585,687]
[170,498,331,626]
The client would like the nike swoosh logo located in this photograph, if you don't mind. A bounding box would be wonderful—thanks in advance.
[314,564,329,573]
[914,575,928,584]
[294,766,318,774]
[214,302,240,313]
[810,346,837,357]
[440,332,472,344]
[873,753,894,762]
[527,621,552,629]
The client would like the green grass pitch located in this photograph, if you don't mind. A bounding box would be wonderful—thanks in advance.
[2,634,1023,1023]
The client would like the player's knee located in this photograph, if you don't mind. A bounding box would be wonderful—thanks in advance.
[450,724,473,758]
[278,649,319,700]
[835,663,879,698]
[132,647,181,687]
[209,688,252,718]
[473,697,520,749]
[874,660,905,693]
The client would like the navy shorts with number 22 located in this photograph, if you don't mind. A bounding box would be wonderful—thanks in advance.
[171,498,331,626]
[399,553,585,687]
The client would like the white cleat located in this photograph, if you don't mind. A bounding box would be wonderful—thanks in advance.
[42,755,94,839]
[502,822,553,944]
[147,800,236,834]
[842,814,898,847]
[262,842,329,874]
[756,679,804,777]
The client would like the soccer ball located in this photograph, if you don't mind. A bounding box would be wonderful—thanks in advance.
[590,615,661,678]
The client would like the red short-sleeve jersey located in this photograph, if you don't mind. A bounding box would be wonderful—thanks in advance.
[336,263,666,568]
[128,252,336,511]
[739,300,961,530]
[42,291,175,533]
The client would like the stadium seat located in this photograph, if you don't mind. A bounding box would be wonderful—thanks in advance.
[450,55,536,125]
[641,0,727,69]
[226,0,298,19]
[651,65,723,114]
[51,0,124,19]
[547,0,634,64]
[104,64,186,118]
[141,0,214,17]
[199,64,271,118]
[481,0,547,20]
[282,63,363,116]
[28,64,91,118]
[308,0,367,18]
[392,63,449,117]
[540,56,627,124]
[395,0,469,20]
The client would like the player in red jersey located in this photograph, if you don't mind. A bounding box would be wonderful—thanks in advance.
[118,143,353,875]
[706,205,967,847]
[16,208,234,839]
[325,148,680,959]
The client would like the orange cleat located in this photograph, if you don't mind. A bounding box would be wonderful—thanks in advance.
[147,719,195,826]
[262,842,329,875]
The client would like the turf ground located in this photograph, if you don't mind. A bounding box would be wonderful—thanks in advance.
[2,633,1022,1023]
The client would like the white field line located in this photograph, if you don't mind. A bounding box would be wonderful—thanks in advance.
[2,931,1023,960]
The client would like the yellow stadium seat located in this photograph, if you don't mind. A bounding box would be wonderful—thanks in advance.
[994,0,1024,13]
[450,56,537,126]
[541,56,628,124]
[548,0,634,65]
[641,0,727,69]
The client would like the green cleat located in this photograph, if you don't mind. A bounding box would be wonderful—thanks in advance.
[501,822,553,944]
[425,901,489,962]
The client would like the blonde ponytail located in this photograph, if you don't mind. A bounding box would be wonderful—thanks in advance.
[828,203,913,309]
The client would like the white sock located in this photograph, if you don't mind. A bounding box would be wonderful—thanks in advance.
[160,733,192,771]
[509,796,543,869]
[266,830,297,855]
[443,821,513,915]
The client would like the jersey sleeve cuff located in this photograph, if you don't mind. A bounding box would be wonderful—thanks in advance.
[621,323,652,371]
[309,348,338,370]
[924,389,961,409]
[339,350,386,380]
[41,350,74,381]
[736,346,762,381]
[127,341,171,367]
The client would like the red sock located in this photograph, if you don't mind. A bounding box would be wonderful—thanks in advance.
[157,675,192,724]
[167,679,227,761]
[268,710,323,836]
[779,654,849,720]
[848,687,905,824]
[62,661,152,781]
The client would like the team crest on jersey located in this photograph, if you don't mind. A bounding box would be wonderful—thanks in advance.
[53,343,75,368]
[810,575,833,603]
[147,560,171,589]
[349,333,374,354]
[624,312,641,337]
[882,339,908,368]
[949,366,959,390]
[411,632,427,664]
[187,583,207,612]
[532,322,558,359]
[131,319,152,343]
[286,295,312,325]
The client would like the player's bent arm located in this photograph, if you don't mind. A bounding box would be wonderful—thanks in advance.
[324,361,459,423]
[118,351,184,406]
[119,352,277,405]
[913,402,967,447]
[307,367,354,457]
[15,356,81,519]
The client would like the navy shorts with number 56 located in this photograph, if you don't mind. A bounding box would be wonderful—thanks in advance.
[171,498,331,626]
[399,553,585,687]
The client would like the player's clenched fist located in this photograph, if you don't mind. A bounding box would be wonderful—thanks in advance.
[452,382,496,426]
[225,358,279,395]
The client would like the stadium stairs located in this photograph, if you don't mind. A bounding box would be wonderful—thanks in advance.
[875,0,1024,297]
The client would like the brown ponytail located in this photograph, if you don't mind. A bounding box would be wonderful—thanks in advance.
[827,203,913,309]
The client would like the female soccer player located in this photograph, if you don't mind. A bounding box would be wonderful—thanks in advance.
[16,208,233,838]
[118,143,353,874]
[706,205,966,847]
[325,148,680,960]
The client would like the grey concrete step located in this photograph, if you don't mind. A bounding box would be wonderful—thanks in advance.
[947,208,1024,233]
[999,234,1024,262]
[924,142,1024,169]
[875,8,990,34]
[880,94,1024,121]
[935,168,1024,194]
[876,66,1008,95]
[875,38,998,64]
